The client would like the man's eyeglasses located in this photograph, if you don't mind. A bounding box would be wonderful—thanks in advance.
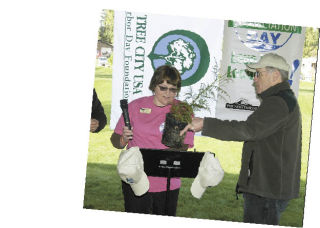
[158,85,178,93]
[255,69,274,78]
[255,71,268,78]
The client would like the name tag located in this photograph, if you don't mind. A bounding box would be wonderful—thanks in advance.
[140,108,151,114]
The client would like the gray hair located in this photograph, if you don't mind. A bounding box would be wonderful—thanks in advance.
[266,66,289,81]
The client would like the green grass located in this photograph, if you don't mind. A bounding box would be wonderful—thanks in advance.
[95,66,112,79]
[83,66,315,227]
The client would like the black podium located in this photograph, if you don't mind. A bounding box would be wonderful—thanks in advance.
[140,148,206,215]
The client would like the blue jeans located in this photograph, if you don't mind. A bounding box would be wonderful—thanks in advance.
[243,193,289,225]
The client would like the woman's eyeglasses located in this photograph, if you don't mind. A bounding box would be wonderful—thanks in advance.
[158,85,178,93]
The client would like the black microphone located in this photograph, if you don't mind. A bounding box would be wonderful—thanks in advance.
[120,99,131,130]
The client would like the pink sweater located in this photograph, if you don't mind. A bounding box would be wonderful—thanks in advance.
[114,96,194,192]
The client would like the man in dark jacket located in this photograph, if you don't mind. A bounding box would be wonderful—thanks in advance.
[90,88,107,133]
[181,53,302,225]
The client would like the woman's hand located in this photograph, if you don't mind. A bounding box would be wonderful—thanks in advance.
[120,126,133,146]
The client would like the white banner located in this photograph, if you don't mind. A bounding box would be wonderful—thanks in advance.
[216,20,306,121]
[110,11,224,129]
[110,13,306,128]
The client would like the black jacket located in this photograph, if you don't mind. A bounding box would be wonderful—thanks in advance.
[202,81,302,200]
[91,89,107,133]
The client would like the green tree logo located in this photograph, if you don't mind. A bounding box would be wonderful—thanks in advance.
[149,30,210,86]
[153,38,196,75]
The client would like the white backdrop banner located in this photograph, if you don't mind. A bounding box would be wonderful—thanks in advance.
[110,11,224,129]
[216,20,306,121]
[110,12,306,129]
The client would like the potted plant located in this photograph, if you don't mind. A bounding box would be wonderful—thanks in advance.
[161,72,231,149]
[161,101,194,148]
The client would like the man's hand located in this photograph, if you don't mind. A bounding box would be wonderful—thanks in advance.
[180,117,204,136]
[90,119,99,132]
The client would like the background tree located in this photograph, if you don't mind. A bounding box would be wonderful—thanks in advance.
[98,10,114,44]
[303,27,319,58]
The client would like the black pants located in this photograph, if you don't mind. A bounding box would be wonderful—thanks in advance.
[121,181,180,216]
[243,192,289,225]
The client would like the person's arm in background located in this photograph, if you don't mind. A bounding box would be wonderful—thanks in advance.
[90,89,107,133]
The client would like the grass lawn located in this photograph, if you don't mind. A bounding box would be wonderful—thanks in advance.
[83,66,315,227]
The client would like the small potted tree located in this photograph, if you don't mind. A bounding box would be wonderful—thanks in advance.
[161,73,230,149]
[161,101,194,148]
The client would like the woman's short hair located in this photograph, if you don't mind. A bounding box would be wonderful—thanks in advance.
[149,65,181,93]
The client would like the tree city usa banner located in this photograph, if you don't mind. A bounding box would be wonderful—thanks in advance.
[110,11,306,129]
[110,11,224,129]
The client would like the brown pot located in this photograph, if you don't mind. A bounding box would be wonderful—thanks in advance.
[161,113,187,148]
